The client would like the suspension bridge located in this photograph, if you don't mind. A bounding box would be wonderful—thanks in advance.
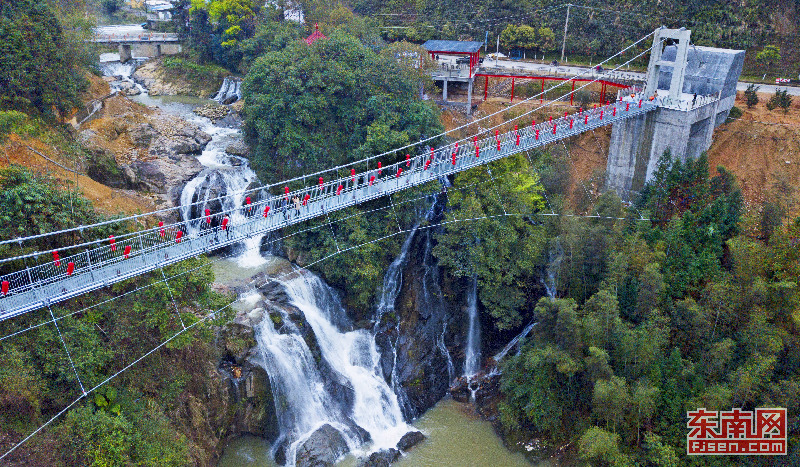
[0,27,743,322]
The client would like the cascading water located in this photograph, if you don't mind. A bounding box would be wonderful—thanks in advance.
[252,301,358,465]
[373,223,419,418]
[99,54,265,268]
[278,270,411,452]
[437,322,455,382]
[463,278,481,377]
[213,77,242,104]
[543,238,564,299]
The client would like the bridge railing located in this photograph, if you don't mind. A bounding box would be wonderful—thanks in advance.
[93,33,180,43]
[0,95,657,320]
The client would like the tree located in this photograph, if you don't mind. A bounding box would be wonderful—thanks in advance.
[499,24,518,52]
[101,0,123,15]
[243,30,442,182]
[537,27,556,54]
[766,89,792,113]
[433,154,546,330]
[744,83,759,109]
[0,0,90,119]
[755,44,781,70]
[516,25,537,57]
[578,426,632,467]
[592,376,630,433]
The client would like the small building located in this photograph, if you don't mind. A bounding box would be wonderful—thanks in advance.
[421,40,484,113]
[305,23,327,45]
[421,40,483,78]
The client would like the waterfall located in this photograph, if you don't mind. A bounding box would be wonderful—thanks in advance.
[543,238,564,299]
[437,322,455,382]
[177,112,265,267]
[279,270,411,452]
[213,77,242,104]
[373,224,419,418]
[252,305,358,465]
[99,57,147,95]
[463,278,481,377]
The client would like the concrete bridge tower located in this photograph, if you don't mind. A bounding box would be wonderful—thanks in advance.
[605,28,744,198]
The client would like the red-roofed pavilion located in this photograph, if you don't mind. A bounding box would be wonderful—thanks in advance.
[305,23,327,45]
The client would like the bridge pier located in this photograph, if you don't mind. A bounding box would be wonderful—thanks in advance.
[467,78,473,115]
[155,44,162,58]
[606,28,744,198]
[119,44,132,63]
[442,78,448,101]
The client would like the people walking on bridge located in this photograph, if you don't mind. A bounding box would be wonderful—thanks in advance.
[292,196,301,217]
[221,215,231,239]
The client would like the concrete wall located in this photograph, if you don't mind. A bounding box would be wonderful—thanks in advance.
[606,44,744,198]
[657,46,744,99]
[132,43,182,58]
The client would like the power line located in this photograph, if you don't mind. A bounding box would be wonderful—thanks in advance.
[0,30,657,262]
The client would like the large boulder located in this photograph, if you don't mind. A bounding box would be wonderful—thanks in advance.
[396,430,426,452]
[358,448,401,467]
[295,424,349,467]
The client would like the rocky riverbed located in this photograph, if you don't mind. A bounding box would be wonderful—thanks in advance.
[78,94,213,209]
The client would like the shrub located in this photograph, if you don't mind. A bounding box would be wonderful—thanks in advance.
[726,106,742,123]
[744,84,759,109]
[766,89,792,113]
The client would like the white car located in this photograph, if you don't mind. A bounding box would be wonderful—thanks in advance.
[486,52,507,59]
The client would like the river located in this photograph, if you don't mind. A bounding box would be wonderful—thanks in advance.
[219,398,540,467]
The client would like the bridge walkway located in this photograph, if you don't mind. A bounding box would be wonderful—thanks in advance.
[0,97,658,320]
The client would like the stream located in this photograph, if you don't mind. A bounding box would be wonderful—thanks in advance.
[99,55,535,466]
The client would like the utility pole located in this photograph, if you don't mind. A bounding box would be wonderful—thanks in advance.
[496,34,500,67]
[560,3,571,63]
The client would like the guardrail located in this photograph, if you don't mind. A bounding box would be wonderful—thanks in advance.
[93,33,180,43]
[0,96,657,321]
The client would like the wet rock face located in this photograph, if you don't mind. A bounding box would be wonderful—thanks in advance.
[396,430,426,452]
[375,214,466,420]
[295,424,350,467]
[358,448,401,467]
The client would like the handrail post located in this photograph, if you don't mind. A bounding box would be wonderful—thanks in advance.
[86,250,96,282]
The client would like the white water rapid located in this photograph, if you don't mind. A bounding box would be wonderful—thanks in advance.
[278,271,411,453]
[252,301,358,465]
[463,278,481,377]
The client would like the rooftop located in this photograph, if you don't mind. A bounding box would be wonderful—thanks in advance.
[422,40,483,54]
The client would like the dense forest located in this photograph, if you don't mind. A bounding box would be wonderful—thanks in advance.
[0,0,798,465]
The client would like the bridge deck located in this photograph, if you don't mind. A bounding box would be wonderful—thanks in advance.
[0,98,657,321]
[92,33,180,43]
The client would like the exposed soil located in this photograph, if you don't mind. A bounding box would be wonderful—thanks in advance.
[707,91,800,212]
[1,135,156,217]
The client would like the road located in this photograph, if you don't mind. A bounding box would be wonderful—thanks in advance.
[439,55,800,96]
[95,24,146,36]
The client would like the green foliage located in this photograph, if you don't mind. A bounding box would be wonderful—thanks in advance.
[497,155,799,465]
[744,84,759,109]
[0,166,127,276]
[243,29,442,182]
[100,0,122,15]
[499,24,555,55]
[0,0,91,118]
[578,426,632,467]
[766,89,792,113]
[433,154,546,330]
[58,401,191,467]
[755,44,781,68]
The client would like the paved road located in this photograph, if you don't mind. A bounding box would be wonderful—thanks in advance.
[440,55,800,96]
[96,24,146,35]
